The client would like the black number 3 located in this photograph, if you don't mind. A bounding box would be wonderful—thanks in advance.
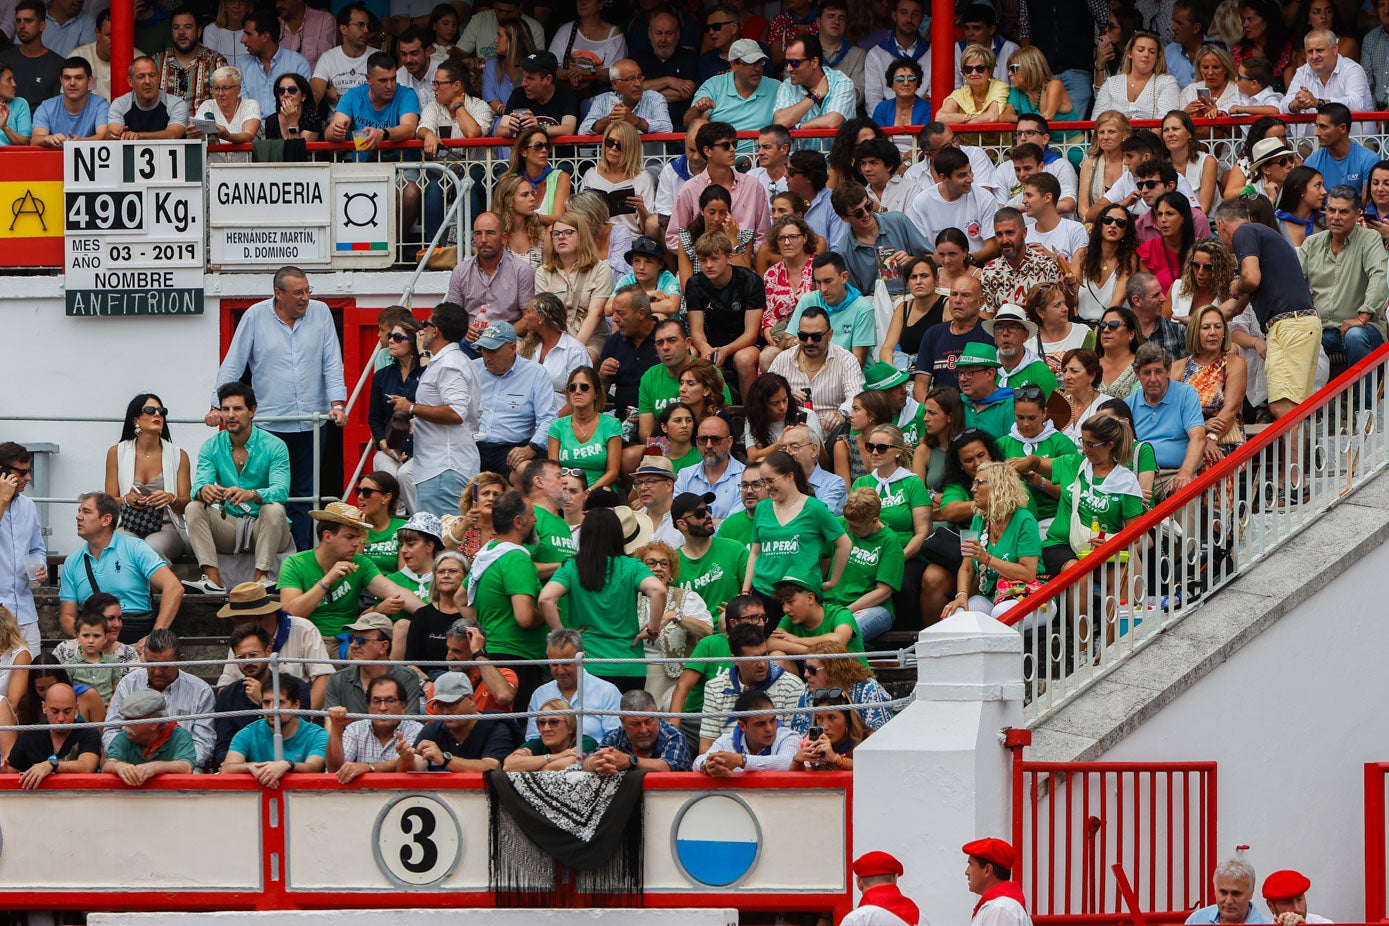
[399,806,438,874]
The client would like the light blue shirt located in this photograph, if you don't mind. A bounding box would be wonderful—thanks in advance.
[690,71,781,139]
[228,717,329,763]
[0,493,43,626]
[1185,904,1272,924]
[240,46,313,116]
[525,671,622,741]
[59,531,167,613]
[1305,140,1380,195]
[578,89,673,135]
[474,354,558,447]
[674,455,746,520]
[1165,41,1196,88]
[211,297,347,433]
[33,93,108,137]
[1126,381,1206,470]
[45,12,96,56]
[808,466,847,516]
[773,66,856,130]
[805,186,847,250]
[0,96,31,146]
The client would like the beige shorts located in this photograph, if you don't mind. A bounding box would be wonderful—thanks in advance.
[1265,314,1321,405]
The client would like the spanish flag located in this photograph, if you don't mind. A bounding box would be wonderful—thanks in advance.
[0,149,63,267]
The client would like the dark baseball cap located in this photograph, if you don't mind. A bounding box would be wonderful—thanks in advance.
[520,50,559,74]
[671,491,717,523]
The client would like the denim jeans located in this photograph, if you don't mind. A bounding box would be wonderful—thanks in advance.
[266,424,332,553]
[415,468,469,519]
[1323,324,1385,407]
[854,605,894,643]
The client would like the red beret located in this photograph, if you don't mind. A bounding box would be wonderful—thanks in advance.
[853,851,905,878]
[1262,870,1311,901]
[963,837,1016,869]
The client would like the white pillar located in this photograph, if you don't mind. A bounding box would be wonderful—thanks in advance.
[853,611,1024,924]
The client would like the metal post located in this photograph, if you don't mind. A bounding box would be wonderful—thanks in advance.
[311,414,322,548]
[270,653,284,763]
[110,0,133,98]
[574,649,585,755]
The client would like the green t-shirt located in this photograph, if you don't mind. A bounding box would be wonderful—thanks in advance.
[776,603,867,664]
[670,445,702,473]
[677,537,749,615]
[385,569,431,602]
[750,497,845,595]
[637,362,732,417]
[939,481,972,524]
[968,509,1043,597]
[363,517,407,573]
[552,555,655,677]
[1045,456,1147,548]
[1000,358,1058,398]
[532,505,577,564]
[899,402,927,448]
[1132,440,1157,475]
[851,472,930,551]
[998,432,1079,521]
[473,546,546,659]
[965,396,1016,439]
[549,414,624,487]
[827,523,904,617]
[62,652,124,703]
[106,723,199,766]
[681,633,733,715]
[717,509,753,546]
[278,551,384,637]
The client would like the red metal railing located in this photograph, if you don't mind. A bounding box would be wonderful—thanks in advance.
[1366,763,1389,921]
[1012,746,1218,925]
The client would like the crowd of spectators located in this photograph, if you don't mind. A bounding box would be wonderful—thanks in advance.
[0,0,1382,799]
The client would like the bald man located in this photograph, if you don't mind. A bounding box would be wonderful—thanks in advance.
[3,683,102,788]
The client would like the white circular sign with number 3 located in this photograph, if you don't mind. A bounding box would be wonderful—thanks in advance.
[371,794,464,887]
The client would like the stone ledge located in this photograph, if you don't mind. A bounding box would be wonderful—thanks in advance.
[1028,468,1389,763]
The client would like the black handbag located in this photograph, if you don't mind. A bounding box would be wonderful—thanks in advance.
[119,502,164,538]
[385,411,411,451]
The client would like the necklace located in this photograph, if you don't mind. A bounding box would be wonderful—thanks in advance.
[569,412,600,443]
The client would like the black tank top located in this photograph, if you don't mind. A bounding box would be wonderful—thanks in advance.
[897,294,946,355]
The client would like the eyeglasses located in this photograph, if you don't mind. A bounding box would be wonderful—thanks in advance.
[535,716,565,728]
[1236,73,1255,81]
[706,19,734,29]
[566,381,592,392]
[280,287,312,297]
[864,441,893,455]
[211,84,236,92]
[892,73,919,83]
[971,477,990,488]
[357,486,381,497]
[776,233,805,244]
[525,140,550,151]
[644,557,672,568]
[430,78,459,87]
[1135,179,1161,190]
[741,479,767,490]
[603,137,622,150]
[1007,63,1021,73]
[276,84,300,95]
[811,687,845,703]
[612,73,643,83]
[387,332,413,343]
[1099,214,1129,227]
[369,697,401,706]
[961,63,989,74]
[1082,439,1108,449]
[1016,128,1045,138]
[1097,319,1126,331]
[348,635,384,647]
[696,434,728,444]
[552,228,577,239]
[711,140,737,151]
[797,330,826,342]
[140,405,170,416]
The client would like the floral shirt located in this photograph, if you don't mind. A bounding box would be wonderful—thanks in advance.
[979,248,1064,316]
[762,260,815,331]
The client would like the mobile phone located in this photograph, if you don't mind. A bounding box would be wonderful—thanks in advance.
[1197,88,1213,106]
[808,725,824,740]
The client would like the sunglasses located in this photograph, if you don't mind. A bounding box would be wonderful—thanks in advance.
[140,405,170,416]
[525,141,550,151]
[560,467,584,477]
[536,716,565,728]
[1191,261,1214,270]
[696,434,728,444]
[1014,385,1045,401]
[846,204,872,220]
[961,63,989,74]
[892,73,919,83]
[1135,179,1161,190]
[276,84,300,95]
[683,506,712,519]
[711,139,737,151]
[864,441,893,455]
[1007,63,1021,73]
[603,137,622,150]
[785,57,807,69]
[706,19,734,29]
[1099,214,1129,227]
[566,381,593,392]
[806,663,825,674]
[797,330,826,342]
[387,332,412,343]
[1098,319,1127,331]
[348,635,383,647]
[971,477,990,488]
[357,486,381,497]
[811,687,845,703]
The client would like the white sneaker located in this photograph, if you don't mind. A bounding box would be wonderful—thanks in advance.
[182,577,226,595]
[256,576,277,590]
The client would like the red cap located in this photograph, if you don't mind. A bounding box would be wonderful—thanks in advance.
[963,837,1016,869]
[1262,870,1311,901]
[853,851,905,878]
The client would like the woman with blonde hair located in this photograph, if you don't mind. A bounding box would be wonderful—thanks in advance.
[482,19,535,120]
[1092,30,1180,119]
[534,212,615,359]
[790,639,894,733]
[504,698,596,770]
[507,125,571,224]
[442,472,508,556]
[1169,239,1234,325]
[0,605,31,707]
[1178,44,1240,116]
[938,44,1013,125]
[1079,110,1132,219]
[942,460,1042,619]
[1005,45,1076,129]
[518,291,591,398]
[790,689,869,771]
[1172,304,1247,451]
[493,172,546,265]
[634,540,712,710]
[578,120,653,236]
[565,189,634,282]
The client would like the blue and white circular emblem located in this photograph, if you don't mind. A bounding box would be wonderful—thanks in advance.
[671,793,763,887]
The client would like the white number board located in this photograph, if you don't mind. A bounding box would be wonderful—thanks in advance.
[62,140,206,316]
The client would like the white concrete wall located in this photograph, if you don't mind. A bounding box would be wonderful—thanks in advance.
[2,271,449,553]
[1095,534,1389,923]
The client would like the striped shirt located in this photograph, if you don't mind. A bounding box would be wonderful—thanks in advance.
[340,717,425,765]
[768,342,865,427]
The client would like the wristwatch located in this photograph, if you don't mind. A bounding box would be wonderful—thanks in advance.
[47,754,58,770]
[628,753,639,769]
[440,751,454,765]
